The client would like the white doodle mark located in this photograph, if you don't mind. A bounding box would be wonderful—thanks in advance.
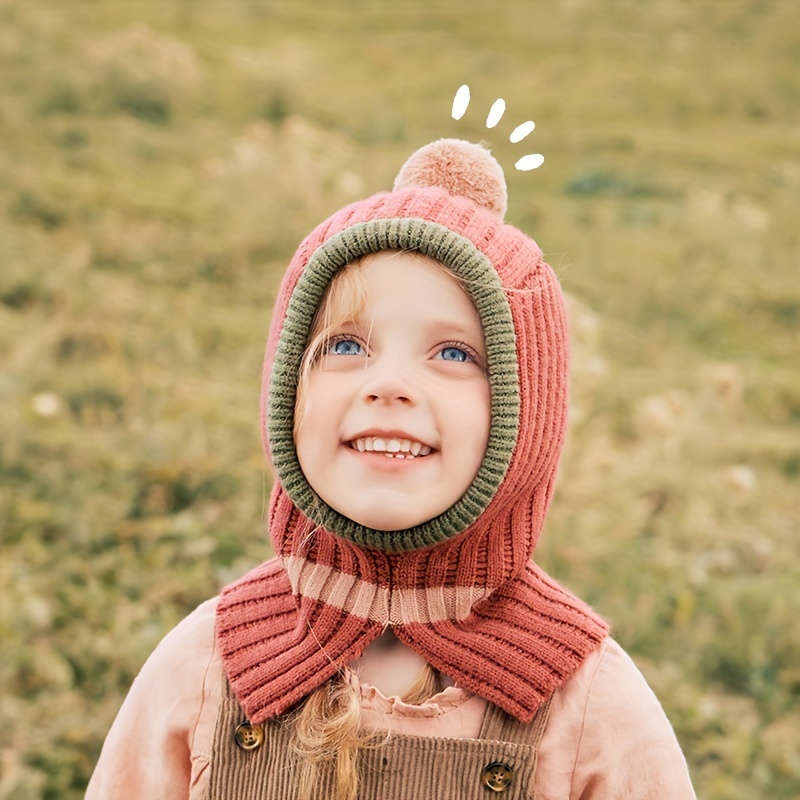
[486,98,506,128]
[452,85,471,120]
[515,154,545,171]
[510,121,535,143]
[451,85,544,170]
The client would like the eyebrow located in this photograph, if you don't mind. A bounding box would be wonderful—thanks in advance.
[424,317,482,335]
[423,318,486,348]
[337,316,480,337]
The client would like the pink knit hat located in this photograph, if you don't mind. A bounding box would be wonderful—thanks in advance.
[217,139,608,724]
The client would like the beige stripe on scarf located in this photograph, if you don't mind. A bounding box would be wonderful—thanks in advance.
[283,555,488,624]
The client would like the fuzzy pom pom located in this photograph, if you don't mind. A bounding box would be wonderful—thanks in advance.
[393,138,507,219]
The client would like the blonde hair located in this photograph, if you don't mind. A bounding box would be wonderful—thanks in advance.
[294,261,368,438]
[291,663,442,800]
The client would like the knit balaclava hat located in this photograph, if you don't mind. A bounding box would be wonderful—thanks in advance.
[217,139,608,725]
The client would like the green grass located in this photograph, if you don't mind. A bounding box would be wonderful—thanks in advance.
[1,1,798,797]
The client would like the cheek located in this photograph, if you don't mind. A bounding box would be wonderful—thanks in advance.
[470,383,492,446]
[472,386,492,465]
[294,414,328,495]
[293,391,320,465]
[294,374,344,469]
[446,382,491,459]
[294,420,311,474]
[294,373,330,436]
[293,395,310,453]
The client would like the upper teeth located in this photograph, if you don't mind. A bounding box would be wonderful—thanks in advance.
[351,437,432,458]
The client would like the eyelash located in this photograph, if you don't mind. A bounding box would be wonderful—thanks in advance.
[325,333,368,356]
[438,340,483,365]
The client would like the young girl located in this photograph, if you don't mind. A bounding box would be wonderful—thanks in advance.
[86,139,696,799]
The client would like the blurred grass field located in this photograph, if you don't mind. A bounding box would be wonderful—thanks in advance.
[0,1,798,797]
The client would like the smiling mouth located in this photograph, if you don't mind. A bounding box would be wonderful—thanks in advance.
[347,436,434,459]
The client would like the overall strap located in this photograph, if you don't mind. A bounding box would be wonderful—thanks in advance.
[479,694,552,747]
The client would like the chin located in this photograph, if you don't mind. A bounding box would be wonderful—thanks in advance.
[347,506,432,533]
[356,516,420,533]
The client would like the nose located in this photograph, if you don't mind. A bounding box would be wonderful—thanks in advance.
[361,358,416,405]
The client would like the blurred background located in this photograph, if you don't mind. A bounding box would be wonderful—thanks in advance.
[0,1,797,797]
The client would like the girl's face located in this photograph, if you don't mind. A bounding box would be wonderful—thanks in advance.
[294,251,491,532]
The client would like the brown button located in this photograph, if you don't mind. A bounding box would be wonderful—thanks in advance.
[482,761,514,793]
[234,721,265,751]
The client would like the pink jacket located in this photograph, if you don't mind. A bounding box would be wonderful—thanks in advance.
[86,597,696,799]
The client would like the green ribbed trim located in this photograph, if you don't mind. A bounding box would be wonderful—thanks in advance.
[268,218,519,553]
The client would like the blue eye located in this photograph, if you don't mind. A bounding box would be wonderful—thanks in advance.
[328,338,365,356]
[439,346,469,363]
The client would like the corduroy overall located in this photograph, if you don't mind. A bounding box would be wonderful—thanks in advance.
[208,677,551,800]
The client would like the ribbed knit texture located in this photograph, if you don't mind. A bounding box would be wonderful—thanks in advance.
[209,678,551,800]
[216,141,609,727]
